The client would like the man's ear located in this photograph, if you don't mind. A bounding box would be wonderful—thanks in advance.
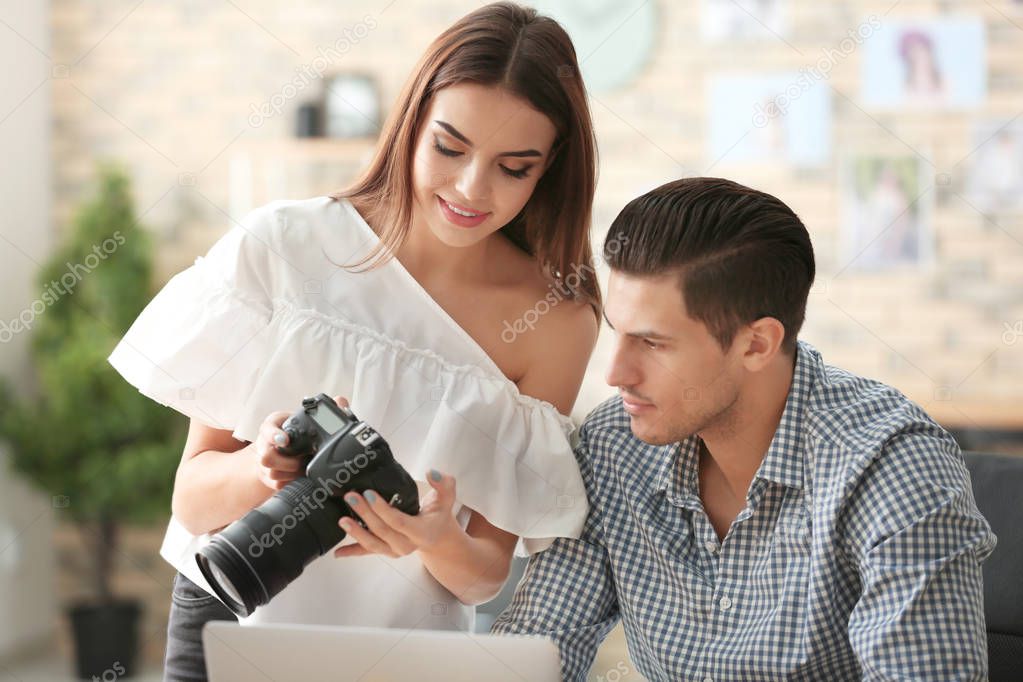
[740,317,786,372]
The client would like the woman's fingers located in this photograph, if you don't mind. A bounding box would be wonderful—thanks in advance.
[260,410,292,436]
[257,465,300,490]
[254,409,307,491]
[258,412,296,453]
[260,410,292,434]
[266,467,301,480]
[333,543,369,558]
[337,514,397,557]
[363,489,417,537]
[332,478,464,558]
[259,447,304,473]
[341,492,415,556]
[425,469,457,511]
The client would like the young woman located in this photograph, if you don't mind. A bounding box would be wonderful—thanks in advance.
[107,2,600,679]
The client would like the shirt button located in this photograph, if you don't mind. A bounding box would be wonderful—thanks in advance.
[719,596,733,611]
[704,539,719,554]
[703,677,714,682]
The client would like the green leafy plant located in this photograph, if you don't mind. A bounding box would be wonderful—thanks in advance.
[0,163,186,603]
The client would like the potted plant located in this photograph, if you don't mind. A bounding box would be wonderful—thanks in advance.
[0,164,186,678]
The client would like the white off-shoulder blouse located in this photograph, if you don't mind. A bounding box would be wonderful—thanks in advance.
[106,196,588,631]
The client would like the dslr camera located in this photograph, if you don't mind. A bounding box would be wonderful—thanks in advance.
[195,393,419,616]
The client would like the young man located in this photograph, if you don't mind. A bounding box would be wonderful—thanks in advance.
[493,177,996,680]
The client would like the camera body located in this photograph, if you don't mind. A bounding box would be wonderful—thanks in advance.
[195,393,419,616]
[276,394,417,514]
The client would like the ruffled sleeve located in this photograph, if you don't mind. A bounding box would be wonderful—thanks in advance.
[107,204,278,434]
[218,298,588,556]
[108,197,589,556]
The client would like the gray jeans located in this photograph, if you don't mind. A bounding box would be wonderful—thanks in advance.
[164,572,237,681]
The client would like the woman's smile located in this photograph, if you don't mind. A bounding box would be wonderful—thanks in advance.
[437,195,491,228]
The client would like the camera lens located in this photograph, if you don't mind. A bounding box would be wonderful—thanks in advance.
[195,550,250,615]
[195,477,347,617]
[207,562,243,606]
[193,408,420,617]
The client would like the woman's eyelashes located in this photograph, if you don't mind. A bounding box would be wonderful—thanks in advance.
[431,139,533,179]
[432,139,461,158]
[502,164,532,179]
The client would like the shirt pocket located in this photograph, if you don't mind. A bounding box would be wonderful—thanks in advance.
[775,506,812,554]
[765,505,813,596]
[744,508,814,674]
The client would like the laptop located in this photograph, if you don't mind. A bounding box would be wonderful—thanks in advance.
[203,621,562,682]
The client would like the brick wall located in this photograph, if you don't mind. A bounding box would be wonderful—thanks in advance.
[49,1,1023,432]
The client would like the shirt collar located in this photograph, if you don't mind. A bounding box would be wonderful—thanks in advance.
[752,340,817,490]
[653,438,700,507]
[652,340,818,500]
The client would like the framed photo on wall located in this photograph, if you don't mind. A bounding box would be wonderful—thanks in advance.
[839,155,934,272]
[707,72,832,167]
[967,119,1023,214]
[702,0,788,41]
[861,18,986,110]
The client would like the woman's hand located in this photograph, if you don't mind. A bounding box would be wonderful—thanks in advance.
[255,395,350,491]
[334,469,462,559]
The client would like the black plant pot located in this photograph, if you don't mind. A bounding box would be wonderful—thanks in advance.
[68,599,142,680]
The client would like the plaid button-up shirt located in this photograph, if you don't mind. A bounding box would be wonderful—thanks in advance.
[494,341,996,681]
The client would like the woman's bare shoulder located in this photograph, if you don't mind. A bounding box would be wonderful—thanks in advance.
[511,290,598,414]
[494,237,598,339]
[488,241,598,413]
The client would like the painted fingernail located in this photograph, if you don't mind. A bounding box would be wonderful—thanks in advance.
[345,494,359,505]
[364,490,377,504]
[273,433,286,446]
[430,469,442,482]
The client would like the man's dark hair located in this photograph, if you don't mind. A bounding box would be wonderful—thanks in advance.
[603,177,815,353]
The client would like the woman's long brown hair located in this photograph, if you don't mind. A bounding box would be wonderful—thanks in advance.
[328,1,601,316]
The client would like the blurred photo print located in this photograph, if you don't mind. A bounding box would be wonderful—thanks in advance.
[967,119,1023,214]
[708,72,831,166]
[840,156,933,271]
[701,0,787,41]
[861,18,986,110]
